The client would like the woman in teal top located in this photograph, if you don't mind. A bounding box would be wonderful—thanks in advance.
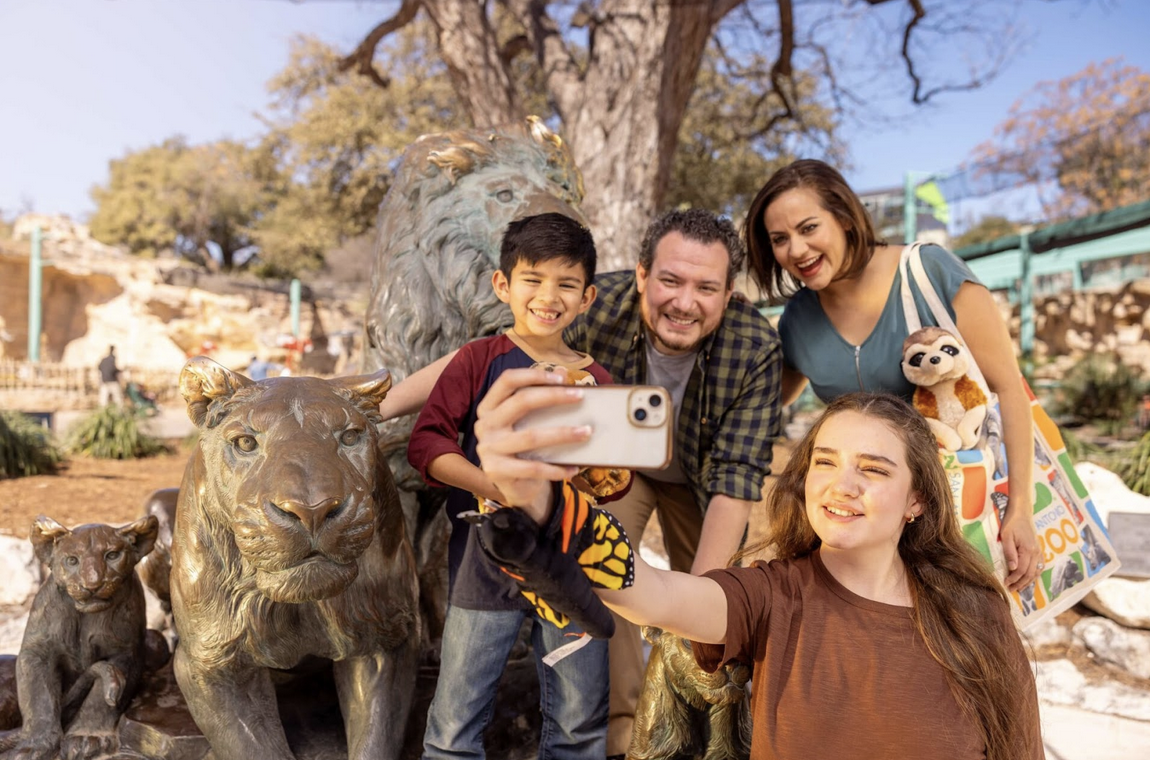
[743,159,1040,592]
[778,241,976,401]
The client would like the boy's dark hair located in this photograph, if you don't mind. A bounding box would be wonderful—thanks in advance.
[499,212,596,286]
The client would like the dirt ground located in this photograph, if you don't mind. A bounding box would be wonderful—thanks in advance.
[0,445,191,537]
[0,440,793,541]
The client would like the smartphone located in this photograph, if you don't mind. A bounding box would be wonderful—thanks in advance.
[514,385,673,470]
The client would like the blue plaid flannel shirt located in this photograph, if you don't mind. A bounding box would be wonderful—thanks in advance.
[565,270,783,510]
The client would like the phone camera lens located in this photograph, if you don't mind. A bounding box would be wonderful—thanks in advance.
[634,408,648,421]
[649,394,662,407]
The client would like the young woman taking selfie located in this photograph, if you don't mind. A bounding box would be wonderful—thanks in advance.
[470,369,1042,760]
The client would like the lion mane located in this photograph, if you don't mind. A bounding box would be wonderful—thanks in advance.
[364,115,585,388]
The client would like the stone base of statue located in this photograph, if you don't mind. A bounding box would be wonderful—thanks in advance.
[0,640,542,760]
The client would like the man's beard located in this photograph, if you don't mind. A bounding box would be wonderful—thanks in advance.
[647,320,704,355]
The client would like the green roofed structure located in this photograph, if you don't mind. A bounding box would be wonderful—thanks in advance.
[954,199,1150,354]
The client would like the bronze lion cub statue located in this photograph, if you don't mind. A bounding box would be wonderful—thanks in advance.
[0,515,157,760]
[170,357,419,760]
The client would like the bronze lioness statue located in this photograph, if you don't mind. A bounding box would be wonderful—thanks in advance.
[170,357,419,760]
[0,515,157,760]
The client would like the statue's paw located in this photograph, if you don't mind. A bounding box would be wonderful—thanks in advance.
[12,733,62,760]
[94,662,126,706]
[60,730,116,760]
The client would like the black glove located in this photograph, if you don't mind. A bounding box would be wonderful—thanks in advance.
[474,482,634,639]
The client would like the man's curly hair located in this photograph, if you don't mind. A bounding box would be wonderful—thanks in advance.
[637,208,745,287]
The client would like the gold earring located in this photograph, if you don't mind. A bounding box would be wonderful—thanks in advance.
[906,514,917,524]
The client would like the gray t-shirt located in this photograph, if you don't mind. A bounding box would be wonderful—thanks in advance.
[640,341,695,483]
[778,244,978,402]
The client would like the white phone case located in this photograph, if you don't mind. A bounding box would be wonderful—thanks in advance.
[514,385,673,470]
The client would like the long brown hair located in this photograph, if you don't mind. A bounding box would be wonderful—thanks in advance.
[739,393,1037,760]
[743,159,884,302]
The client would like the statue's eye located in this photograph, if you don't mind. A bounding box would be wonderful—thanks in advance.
[908,352,926,367]
[941,345,960,356]
[339,429,362,447]
[234,435,258,453]
[495,189,514,202]
[65,556,79,567]
[106,550,121,561]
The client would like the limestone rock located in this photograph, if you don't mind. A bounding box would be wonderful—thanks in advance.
[1077,463,1150,527]
[1036,658,1150,722]
[0,534,38,606]
[0,611,28,656]
[1084,578,1150,630]
[1073,617,1150,680]
[1023,616,1074,650]
[61,292,189,371]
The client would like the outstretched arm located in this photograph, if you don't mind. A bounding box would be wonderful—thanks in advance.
[427,453,505,503]
[472,367,728,644]
[378,350,458,420]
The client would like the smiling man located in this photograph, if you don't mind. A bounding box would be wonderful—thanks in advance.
[564,208,783,757]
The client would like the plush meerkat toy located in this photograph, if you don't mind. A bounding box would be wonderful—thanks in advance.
[901,326,988,451]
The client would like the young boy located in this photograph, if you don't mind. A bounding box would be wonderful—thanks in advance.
[408,213,611,760]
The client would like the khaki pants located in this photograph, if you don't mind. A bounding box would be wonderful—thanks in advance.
[604,473,703,756]
[99,380,123,408]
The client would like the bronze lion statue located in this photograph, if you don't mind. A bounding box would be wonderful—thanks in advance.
[363,116,585,644]
[170,356,419,760]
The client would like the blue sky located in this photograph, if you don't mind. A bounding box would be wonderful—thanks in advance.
[1,0,1147,225]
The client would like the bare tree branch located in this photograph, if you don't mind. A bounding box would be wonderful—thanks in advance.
[336,0,422,89]
[768,0,796,117]
[899,0,928,102]
[713,0,751,19]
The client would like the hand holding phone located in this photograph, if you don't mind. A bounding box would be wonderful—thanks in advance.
[514,385,673,470]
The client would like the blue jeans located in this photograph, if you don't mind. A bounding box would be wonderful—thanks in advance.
[422,605,609,760]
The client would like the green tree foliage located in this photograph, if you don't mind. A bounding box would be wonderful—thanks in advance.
[88,25,461,277]
[953,215,1021,249]
[249,29,460,275]
[89,137,268,269]
[0,410,62,478]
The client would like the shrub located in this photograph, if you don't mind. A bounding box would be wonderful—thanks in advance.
[1112,431,1150,496]
[65,405,166,460]
[0,410,63,478]
[1059,427,1105,465]
[1053,354,1146,428]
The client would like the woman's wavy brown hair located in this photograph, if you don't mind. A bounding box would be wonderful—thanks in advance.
[743,159,884,302]
[738,392,1037,760]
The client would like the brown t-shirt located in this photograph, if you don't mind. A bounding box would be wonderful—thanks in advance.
[693,552,1041,760]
